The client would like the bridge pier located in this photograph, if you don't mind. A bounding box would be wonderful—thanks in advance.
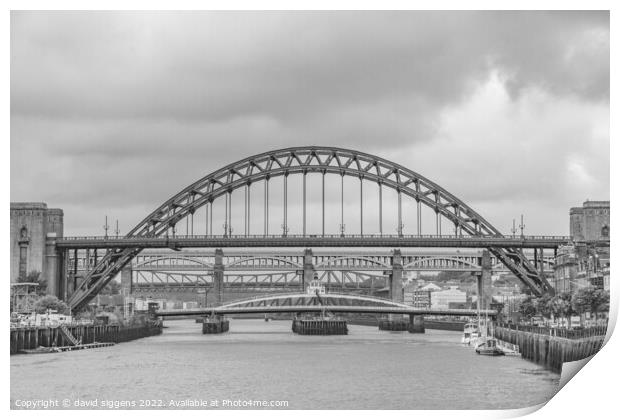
[214,249,224,306]
[388,249,404,303]
[408,314,425,333]
[303,248,314,291]
[477,250,492,310]
[120,266,133,296]
[202,315,229,334]
[388,249,404,322]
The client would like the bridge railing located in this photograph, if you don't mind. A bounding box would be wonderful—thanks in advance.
[59,234,573,241]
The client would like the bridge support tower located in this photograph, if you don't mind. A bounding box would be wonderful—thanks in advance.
[121,266,133,296]
[214,249,224,306]
[477,250,492,311]
[303,248,314,291]
[387,249,404,323]
[408,315,425,333]
[388,249,404,302]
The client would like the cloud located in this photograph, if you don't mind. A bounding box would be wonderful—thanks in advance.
[10,11,609,235]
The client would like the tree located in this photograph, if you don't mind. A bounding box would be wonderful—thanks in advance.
[34,295,69,314]
[518,296,537,323]
[572,286,597,323]
[592,289,610,320]
[16,270,48,296]
[535,294,553,321]
[573,287,610,323]
[548,294,571,327]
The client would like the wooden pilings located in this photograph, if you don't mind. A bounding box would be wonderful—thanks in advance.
[10,323,163,355]
[493,326,605,373]
[378,319,409,331]
[378,315,425,333]
[292,318,348,335]
[202,317,230,334]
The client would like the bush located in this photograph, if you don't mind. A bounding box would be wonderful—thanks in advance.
[34,295,69,314]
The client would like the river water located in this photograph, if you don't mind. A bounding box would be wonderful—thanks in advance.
[11,319,560,410]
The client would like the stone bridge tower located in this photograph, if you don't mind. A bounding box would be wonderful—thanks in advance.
[10,202,64,296]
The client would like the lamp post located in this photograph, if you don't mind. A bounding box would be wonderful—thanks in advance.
[519,214,525,238]
[103,216,109,239]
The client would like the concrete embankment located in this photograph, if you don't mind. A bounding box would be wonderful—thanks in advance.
[493,326,605,373]
[10,323,163,355]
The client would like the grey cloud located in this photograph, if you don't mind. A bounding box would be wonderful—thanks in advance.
[10,11,609,236]
[11,11,608,122]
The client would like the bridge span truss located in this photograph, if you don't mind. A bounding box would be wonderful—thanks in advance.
[156,292,498,318]
[59,146,560,312]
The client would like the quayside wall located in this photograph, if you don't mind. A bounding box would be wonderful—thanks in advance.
[493,324,606,373]
[348,317,465,332]
[10,323,163,355]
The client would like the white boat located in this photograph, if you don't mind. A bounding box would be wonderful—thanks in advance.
[461,321,480,345]
[475,338,505,356]
[495,339,521,356]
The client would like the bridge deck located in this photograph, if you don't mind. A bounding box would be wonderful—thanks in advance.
[56,234,577,249]
[156,306,497,317]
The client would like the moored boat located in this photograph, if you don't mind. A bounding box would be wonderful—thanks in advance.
[461,321,480,345]
[475,338,505,356]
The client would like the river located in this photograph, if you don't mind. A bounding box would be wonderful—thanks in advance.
[11,319,560,409]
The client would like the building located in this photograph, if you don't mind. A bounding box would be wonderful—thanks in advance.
[553,244,610,293]
[430,286,467,310]
[554,199,610,294]
[570,200,610,242]
[554,246,580,293]
[10,202,64,294]
[183,301,199,310]
[603,266,610,291]
[419,282,442,292]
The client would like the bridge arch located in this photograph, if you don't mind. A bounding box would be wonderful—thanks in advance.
[225,256,302,270]
[133,256,213,269]
[218,292,412,310]
[67,146,551,312]
[314,256,391,270]
[403,256,481,271]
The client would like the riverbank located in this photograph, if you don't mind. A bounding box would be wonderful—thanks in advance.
[493,325,605,373]
[10,323,163,355]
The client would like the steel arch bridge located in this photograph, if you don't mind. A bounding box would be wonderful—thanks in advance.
[155,292,498,318]
[113,249,554,293]
[124,249,555,273]
[66,146,552,312]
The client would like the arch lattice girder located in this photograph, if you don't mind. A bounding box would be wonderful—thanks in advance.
[403,256,481,270]
[128,147,498,238]
[67,146,550,312]
[225,256,303,270]
[314,256,391,270]
[133,256,214,270]
[218,293,410,310]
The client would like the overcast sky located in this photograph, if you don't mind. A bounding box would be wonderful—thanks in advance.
[10,11,609,236]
